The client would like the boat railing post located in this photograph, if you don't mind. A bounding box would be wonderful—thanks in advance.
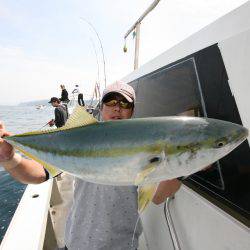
[134,23,141,70]
[50,177,63,207]
[164,196,181,250]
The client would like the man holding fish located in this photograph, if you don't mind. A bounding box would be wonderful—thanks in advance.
[0,81,182,250]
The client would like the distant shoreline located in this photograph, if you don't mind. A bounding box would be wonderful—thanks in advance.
[0,99,98,107]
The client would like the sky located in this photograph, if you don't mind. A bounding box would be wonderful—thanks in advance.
[0,0,248,105]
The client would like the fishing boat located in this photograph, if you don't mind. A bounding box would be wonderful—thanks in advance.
[1,2,249,250]
[36,105,46,110]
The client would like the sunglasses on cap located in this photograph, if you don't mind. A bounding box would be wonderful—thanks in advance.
[103,99,133,109]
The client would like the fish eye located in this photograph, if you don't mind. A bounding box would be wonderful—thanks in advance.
[149,156,161,164]
[215,140,226,148]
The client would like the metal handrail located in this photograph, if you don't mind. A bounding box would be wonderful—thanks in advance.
[124,0,161,39]
[123,0,161,69]
[164,197,181,250]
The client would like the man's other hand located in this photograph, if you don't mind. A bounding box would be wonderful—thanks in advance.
[48,119,55,127]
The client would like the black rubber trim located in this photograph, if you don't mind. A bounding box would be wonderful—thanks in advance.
[43,167,50,181]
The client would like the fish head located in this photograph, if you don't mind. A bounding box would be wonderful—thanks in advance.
[146,117,249,181]
[192,118,248,160]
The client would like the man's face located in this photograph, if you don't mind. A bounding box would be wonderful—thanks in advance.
[51,101,59,107]
[101,93,134,121]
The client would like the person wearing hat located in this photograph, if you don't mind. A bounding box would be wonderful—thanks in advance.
[0,81,181,250]
[64,81,181,250]
[48,97,68,128]
[64,81,142,249]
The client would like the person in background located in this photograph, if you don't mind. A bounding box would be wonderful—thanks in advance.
[60,85,70,104]
[72,84,85,106]
[78,93,85,106]
[48,97,68,128]
[0,81,181,250]
[59,84,70,117]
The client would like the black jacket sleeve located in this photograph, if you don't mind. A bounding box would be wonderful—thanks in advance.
[61,89,69,101]
[54,108,64,128]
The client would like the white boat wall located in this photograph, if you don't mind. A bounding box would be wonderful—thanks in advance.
[1,2,250,250]
[122,1,250,249]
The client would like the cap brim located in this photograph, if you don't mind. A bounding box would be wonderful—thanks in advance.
[102,91,133,103]
[116,91,133,102]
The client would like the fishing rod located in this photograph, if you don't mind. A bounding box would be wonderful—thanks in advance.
[80,17,107,88]
[39,120,53,130]
[89,37,102,107]
[89,37,100,83]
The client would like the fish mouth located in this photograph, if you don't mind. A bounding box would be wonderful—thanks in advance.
[243,127,249,138]
[230,126,249,146]
[236,127,248,142]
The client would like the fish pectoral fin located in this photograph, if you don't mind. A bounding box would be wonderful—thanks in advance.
[14,145,62,177]
[136,163,158,212]
[62,105,98,130]
[138,183,158,213]
[135,164,156,186]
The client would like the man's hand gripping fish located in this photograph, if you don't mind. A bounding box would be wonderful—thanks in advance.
[4,107,249,212]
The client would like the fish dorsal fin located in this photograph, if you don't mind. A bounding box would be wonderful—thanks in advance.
[12,105,98,137]
[138,183,158,213]
[62,105,98,130]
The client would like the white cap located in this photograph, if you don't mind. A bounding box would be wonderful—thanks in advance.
[102,81,135,103]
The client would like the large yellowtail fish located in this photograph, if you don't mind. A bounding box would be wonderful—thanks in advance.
[4,107,249,211]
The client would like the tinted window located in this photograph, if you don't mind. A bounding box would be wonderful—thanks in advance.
[134,59,200,117]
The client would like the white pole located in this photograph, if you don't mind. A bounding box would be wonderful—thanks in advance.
[134,23,141,70]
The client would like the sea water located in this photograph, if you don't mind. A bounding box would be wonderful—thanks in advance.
[0,105,54,243]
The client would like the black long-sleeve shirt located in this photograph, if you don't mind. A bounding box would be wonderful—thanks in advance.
[61,89,69,102]
[54,105,68,128]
